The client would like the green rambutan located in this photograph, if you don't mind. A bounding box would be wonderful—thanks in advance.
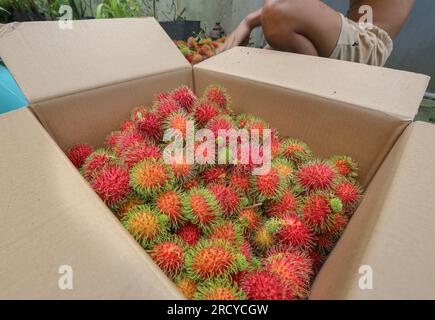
[240,270,294,300]
[250,167,286,201]
[329,155,358,179]
[174,275,198,299]
[122,205,169,248]
[171,86,197,112]
[194,278,246,300]
[264,189,298,218]
[297,161,336,191]
[182,187,222,231]
[251,224,276,253]
[194,100,221,126]
[203,84,231,112]
[155,190,183,227]
[130,159,175,198]
[81,148,118,181]
[280,138,313,164]
[67,144,94,168]
[207,220,244,246]
[148,237,186,278]
[91,165,131,208]
[208,184,241,216]
[176,222,202,246]
[186,239,247,280]
[301,192,337,233]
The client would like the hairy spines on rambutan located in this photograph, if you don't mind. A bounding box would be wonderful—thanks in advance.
[329,155,358,179]
[112,130,145,157]
[81,148,118,181]
[115,194,143,220]
[228,171,250,195]
[203,84,232,112]
[262,248,313,299]
[194,100,221,126]
[193,278,246,300]
[297,160,337,191]
[122,205,170,249]
[67,144,94,168]
[251,224,276,253]
[206,220,244,246]
[120,141,161,170]
[266,215,314,250]
[119,120,135,132]
[333,180,362,212]
[280,138,313,164]
[91,165,131,209]
[131,107,162,141]
[264,189,298,218]
[250,167,286,201]
[153,97,182,120]
[182,178,202,191]
[182,187,222,231]
[205,114,235,139]
[186,239,247,281]
[207,184,241,216]
[200,166,228,185]
[272,158,295,185]
[154,189,183,227]
[174,275,198,299]
[130,159,175,198]
[148,237,186,278]
[163,111,194,139]
[171,86,197,112]
[240,270,294,300]
[176,222,202,246]
[238,207,262,234]
[300,192,339,233]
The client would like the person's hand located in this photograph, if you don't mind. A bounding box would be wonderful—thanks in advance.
[216,19,253,54]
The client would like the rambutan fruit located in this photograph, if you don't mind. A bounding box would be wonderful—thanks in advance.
[315,233,335,255]
[328,213,349,237]
[148,237,186,278]
[245,117,270,141]
[120,141,161,170]
[171,86,197,112]
[250,167,286,201]
[269,215,315,250]
[155,190,183,227]
[200,166,228,185]
[113,130,145,157]
[122,205,170,248]
[171,157,195,183]
[194,100,221,126]
[297,161,336,191]
[115,194,143,220]
[228,171,250,194]
[176,222,202,246]
[174,275,197,299]
[208,184,241,216]
[264,189,298,218]
[270,131,282,158]
[329,155,358,179]
[203,84,231,112]
[207,220,244,246]
[238,207,262,234]
[251,225,276,253]
[262,248,313,299]
[334,180,361,211]
[182,187,222,231]
[272,158,295,185]
[182,179,202,191]
[67,144,94,168]
[130,159,175,198]
[91,165,131,208]
[105,130,122,150]
[155,91,171,103]
[194,279,246,300]
[240,270,294,300]
[301,192,336,233]
[81,148,118,181]
[280,138,312,164]
[131,107,162,141]
[153,97,182,119]
[205,115,235,139]
[164,111,194,139]
[119,120,135,132]
[186,239,247,280]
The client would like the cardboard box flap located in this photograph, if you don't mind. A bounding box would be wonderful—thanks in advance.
[310,121,435,299]
[0,108,184,299]
[196,47,430,120]
[0,18,190,104]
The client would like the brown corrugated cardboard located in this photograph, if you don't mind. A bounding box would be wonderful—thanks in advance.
[310,121,435,299]
[194,47,430,187]
[0,108,184,299]
[0,19,433,299]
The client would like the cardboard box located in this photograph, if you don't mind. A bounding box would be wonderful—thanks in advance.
[0,18,434,299]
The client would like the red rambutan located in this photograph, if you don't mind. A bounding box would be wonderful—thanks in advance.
[105,131,122,149]
[301,192,335,233]
[182,187,222,230]
[207,220,243,246]
[182,179,201,191]
[81,148,118,181]
[273,215,315,250]
[200,166,228,185]
[297,161,336,191]
[250,167,286,201]
[122,205,170,248]
[265,189,298,218]
[238,207,262,234]
[186,239,246,280]
[334,180,361,210]
[164,111,193,139]
[131,107,162,141]
[120,142,161,170]
[115,195,143,220]
[171,86,197,112]
[208,184,240,216]
[330,155,358,179]
[119,120,135,132]
[194,100,221,126]
[203,84,231,111]
[155,190,183,227]
[175,276,198,299]
[113,131,145,157]
[206,115,234,139]
[280,138,312,164]
[91,165,131,208]
[228,171,250,194]
[240,270,294,300]
[194,279,246,300]
[67,144,94,168]
[177,222,202,246]
[148,238,185,277]
[130,159,175,198]
[154,98,182,119]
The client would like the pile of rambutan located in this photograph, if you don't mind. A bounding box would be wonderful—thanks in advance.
[176,36,226,65]
[68,84,363,300]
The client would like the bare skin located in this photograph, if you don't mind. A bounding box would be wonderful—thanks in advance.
[217,0,414,59]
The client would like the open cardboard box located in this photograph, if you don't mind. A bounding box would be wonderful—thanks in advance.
[0,18,434,299]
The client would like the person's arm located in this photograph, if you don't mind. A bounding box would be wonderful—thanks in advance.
[216,8,263,54]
